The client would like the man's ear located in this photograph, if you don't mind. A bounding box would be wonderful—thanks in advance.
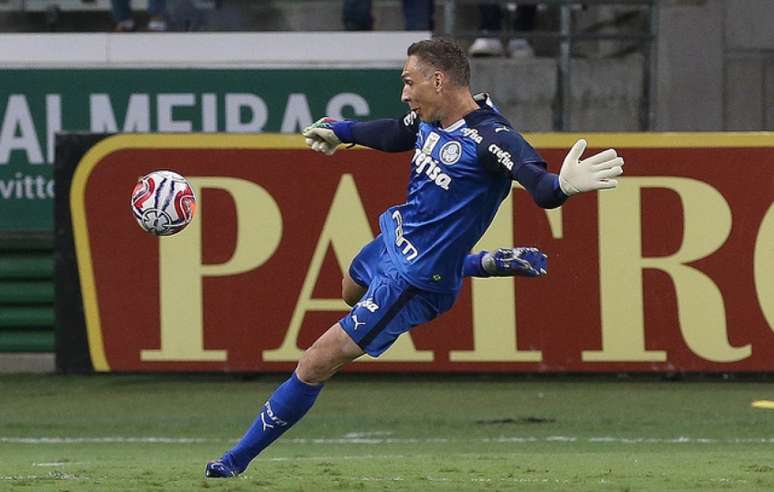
[433,71,444,92]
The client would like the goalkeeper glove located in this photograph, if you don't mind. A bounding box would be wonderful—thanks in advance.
[558,139,624,196]
[302,118,343,156]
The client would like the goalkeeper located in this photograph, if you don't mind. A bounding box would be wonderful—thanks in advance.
[206,38,623,478]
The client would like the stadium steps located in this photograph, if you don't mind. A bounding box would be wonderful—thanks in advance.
[0,232,55,353]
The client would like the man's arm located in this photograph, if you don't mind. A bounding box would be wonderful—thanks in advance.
[303,112,419,155]
[478,129,623,208]
[477,128,567,208]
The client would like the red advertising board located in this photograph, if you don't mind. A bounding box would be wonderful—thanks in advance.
[69,133,774,372]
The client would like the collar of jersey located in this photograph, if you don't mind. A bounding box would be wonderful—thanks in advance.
[433,103,503,133]
[464,106,509,129]
[439,118,467,133]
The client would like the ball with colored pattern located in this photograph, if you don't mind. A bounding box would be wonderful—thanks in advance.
[130,170,196,236]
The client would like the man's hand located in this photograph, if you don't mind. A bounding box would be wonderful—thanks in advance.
[558,139,624,196]
[302,117,342,156]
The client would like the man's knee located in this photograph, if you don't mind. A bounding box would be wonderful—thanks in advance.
[296,324,364,384]
[295,351,328,385]
[296,338,332,383]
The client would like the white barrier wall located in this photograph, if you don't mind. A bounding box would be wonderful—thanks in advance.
[0,31,429,67]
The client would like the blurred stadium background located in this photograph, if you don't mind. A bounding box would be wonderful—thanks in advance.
[1,0,773,490]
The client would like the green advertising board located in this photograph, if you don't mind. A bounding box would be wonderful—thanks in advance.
[0,69,405,231]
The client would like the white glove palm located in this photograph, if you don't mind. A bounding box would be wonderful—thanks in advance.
[558,139,624,196]
[302,118,342,156]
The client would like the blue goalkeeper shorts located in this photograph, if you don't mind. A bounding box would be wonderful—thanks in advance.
[339,235,456,358]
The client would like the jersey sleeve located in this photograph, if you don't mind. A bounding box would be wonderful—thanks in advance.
[332,111,419,153]
[476,126,568,209]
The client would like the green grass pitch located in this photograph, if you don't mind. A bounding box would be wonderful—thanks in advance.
[2,374,774,491]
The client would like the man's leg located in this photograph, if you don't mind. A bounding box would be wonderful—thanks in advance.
[206,324,364,477]
[225,250,452,479]
[469,3,505,57]
[344,246,547,307]
[402,0,434,31]
[342,0,373,30]
[463,247,548,278]
[147,0,167,31]
[110,0,134,30]
[147,0,166,18]
[507,4,537,57]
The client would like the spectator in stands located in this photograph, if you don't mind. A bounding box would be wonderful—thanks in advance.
[343,0,434,31]
[112,0,168,32]
[469,3,537,57]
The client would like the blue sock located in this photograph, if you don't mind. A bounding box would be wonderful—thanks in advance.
[223,372,323,472]
[463,251,490,277]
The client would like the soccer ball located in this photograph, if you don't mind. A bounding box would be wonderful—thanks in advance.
[130,170,196,236]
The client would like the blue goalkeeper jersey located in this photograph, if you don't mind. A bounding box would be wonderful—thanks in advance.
[333,94,567,294]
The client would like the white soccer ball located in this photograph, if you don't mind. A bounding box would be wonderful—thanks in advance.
[130,170,196,236]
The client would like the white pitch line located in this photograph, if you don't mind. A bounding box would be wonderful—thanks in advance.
[342,431,394,438]
[352,476,404,482]
[0,437,216,444]
[32,462,87,467]
[266,454,409,462]
[1,472,84,481]
[349,476,572,484]
[3,435,774,445]
[283,436,774,445]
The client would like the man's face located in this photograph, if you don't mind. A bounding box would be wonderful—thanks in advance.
[400,55,440,122]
